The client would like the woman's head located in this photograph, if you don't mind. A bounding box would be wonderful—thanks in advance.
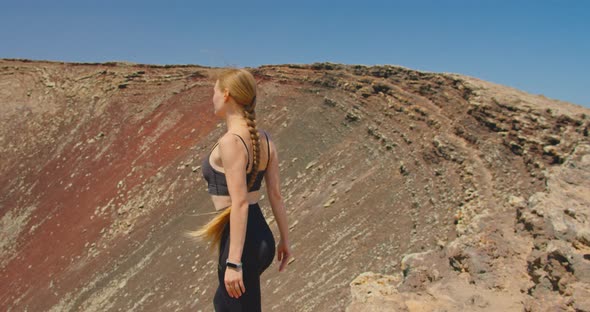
[213,68,257,117]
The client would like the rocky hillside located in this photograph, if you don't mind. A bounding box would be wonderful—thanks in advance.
[1,59,588,311]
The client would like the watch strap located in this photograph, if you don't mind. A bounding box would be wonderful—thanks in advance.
[226,260,242,270]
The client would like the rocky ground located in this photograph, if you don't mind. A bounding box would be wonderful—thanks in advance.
[345,70,590,312]
[0,59,588,311]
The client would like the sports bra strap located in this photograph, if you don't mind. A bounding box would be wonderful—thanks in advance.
[264,131,270,170]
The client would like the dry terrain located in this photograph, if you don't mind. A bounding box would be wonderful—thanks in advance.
[1,59,589,311]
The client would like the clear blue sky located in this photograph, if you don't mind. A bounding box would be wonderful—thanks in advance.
[1,0,588,108]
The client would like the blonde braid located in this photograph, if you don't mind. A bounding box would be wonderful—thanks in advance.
[243,97,260,190]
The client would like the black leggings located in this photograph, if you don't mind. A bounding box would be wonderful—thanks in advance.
[214,203,276,312]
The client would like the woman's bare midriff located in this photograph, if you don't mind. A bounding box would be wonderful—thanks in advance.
[210,191,263,211]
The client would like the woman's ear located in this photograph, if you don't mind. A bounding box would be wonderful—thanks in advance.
[223,89,230,102]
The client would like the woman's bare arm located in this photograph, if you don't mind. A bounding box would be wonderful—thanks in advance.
[264,137,289,244]
[219,134,250,263]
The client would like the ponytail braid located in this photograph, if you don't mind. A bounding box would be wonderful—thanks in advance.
[243,96,260,190]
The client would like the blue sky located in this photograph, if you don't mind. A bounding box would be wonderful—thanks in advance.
[1,0,588,107]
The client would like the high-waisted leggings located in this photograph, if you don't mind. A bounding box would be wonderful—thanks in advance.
[214,203,276,312]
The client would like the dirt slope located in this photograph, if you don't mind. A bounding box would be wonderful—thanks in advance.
[1,59,588,311]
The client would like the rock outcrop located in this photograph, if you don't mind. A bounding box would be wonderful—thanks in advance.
[346,78,590,311]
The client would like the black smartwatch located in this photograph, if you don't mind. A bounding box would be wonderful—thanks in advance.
[226,260,242,270]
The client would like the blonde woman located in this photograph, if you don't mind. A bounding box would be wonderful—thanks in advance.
[186,68,292,311]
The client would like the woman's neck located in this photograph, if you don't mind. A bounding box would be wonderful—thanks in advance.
[225,111,247,132]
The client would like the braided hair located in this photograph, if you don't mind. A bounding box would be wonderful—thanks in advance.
[243,96,260,190]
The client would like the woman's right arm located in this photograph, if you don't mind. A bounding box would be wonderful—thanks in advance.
[265,138,290,245]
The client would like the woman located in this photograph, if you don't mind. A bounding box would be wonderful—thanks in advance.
[186,68,292,311]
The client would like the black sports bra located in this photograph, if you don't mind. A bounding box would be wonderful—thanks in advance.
[202,131,270,195]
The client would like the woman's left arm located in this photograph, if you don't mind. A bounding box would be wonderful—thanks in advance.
[218,134,250,265]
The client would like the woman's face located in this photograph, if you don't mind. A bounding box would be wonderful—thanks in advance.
[212,80,226,117]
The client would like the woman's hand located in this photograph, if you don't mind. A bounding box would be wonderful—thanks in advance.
[224,267,246,298]
[277,240,292,272]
